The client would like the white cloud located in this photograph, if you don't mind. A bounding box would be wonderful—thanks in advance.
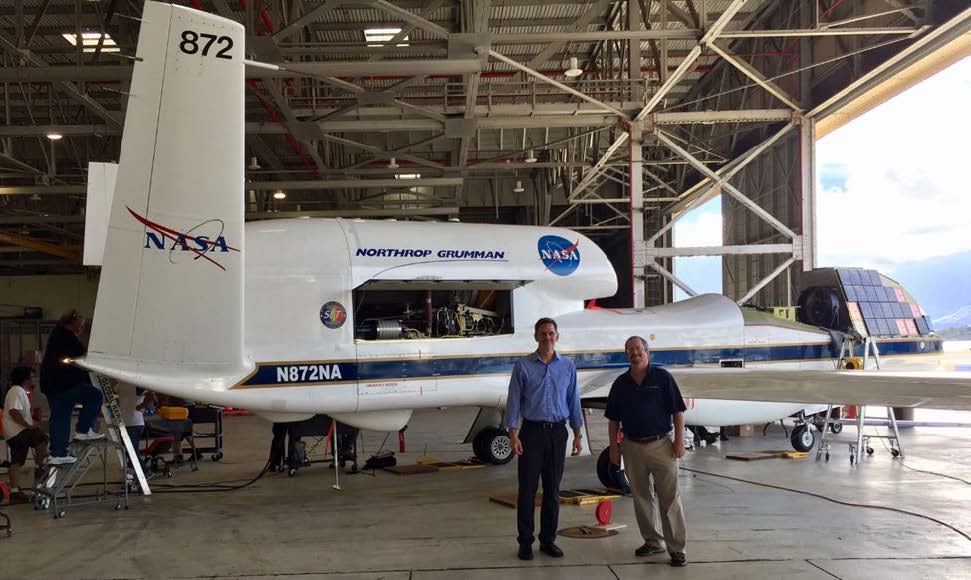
[674,198,722,247]
[816,55,971,272]
[673,198,723,300]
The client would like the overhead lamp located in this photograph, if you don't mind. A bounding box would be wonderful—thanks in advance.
[62,31,120,53]
[248,156,261,170]
[46,132,63,140]
[513,180,525,193]
[564,57,583,78]
[365,27,409,47]
[524,149,538,163]
[273,190,287,200]
[387,157,399,169]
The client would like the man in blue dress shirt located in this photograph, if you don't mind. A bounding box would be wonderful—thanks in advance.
[506,317,584,561]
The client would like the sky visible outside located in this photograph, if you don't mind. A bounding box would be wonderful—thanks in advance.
[671,55,971,300]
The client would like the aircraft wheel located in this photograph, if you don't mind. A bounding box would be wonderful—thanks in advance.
[212,452,223,462]
[596,448,630,494]
[485,429,514,465]
[891,449,900,458]
[790,424,815,452]
[866,447,874,456]
[830,422,843,434]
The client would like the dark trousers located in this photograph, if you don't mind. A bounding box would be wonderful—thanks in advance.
[127,425,149,473]
[516,421,567,547]
[46,380,104,456]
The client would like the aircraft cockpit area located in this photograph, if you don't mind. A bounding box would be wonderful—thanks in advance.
[2,1,971,577]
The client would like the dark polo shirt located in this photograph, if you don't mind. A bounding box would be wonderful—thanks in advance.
[604,365,687,439]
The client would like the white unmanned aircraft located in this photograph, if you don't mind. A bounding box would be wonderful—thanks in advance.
[78,2,971,480]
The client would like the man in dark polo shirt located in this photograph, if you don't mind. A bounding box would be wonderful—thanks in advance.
[605,335,688,567]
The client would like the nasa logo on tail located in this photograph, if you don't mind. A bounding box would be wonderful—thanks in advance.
[129,206,239,271]
[538,235,581,276]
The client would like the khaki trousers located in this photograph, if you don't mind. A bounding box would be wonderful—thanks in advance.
[620,437,687,554]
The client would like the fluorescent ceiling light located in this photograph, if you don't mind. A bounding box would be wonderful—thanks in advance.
[395,173,421,180]
[564,56,583,78]
[46,132,63,140]
[273,190,287,200]
[63,32,120,53]
[365,28,409,47]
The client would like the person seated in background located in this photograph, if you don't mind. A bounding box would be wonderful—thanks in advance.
[153,393,195,461]
[2,366,49,504]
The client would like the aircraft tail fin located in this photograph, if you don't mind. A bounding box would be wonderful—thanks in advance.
[88,1,245,372]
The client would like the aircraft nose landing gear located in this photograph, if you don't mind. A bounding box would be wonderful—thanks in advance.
[473,428,514,465]
[790,423,816,452]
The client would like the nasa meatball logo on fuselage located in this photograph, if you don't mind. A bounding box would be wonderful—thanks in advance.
[538,235,581,276]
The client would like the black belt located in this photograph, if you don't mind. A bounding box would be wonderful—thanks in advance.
[625,432,671,443]
[523,419,565,430]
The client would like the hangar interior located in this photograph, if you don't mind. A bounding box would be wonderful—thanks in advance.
[1,1,971,578]
[0,0,968,312]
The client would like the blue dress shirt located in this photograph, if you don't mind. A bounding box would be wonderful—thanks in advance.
[505,350,583,430]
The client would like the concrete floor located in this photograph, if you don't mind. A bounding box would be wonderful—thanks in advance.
[3,408,971,579]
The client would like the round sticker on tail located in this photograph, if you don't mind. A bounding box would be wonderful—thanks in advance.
[538,235,581,276]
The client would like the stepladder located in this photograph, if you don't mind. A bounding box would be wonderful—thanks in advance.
[33,373,151,518]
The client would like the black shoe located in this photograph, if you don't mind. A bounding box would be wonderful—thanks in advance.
[670,552,687,567]
[635,543,665,557]
[517,545,534,561]
[540,543,564,558]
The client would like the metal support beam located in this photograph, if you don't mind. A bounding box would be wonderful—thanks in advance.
[800,116,816,270]
[719,27,924,38]
[248,178,463,190]
[707,42,802,111]
[649,260,697,297]
[526,0,611,69]
[493,29,699,43]
[272,2,339,41]
[0,230,81,261]
[643,243,796,257]
[665,122,796,216]
[0,184,85,195]
[487,50,629,119]
[368,0,451,38]
[736,256,797,305]
[249,207,459,219]
[629,123,645,308]
[0,36,123,127]
[656,129,799,240]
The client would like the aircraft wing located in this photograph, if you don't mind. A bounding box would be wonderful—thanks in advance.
[669,368,971,411]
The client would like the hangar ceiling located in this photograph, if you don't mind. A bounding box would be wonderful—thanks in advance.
[0,0,968,306]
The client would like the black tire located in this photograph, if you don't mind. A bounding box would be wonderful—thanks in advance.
[830,422,843,434]
[484,428,514,465]
[596,448,630,493]
[212,452,223,462]
[473,428,514,464]
[866,447,874,455]
[472,428,491,461]
[790,424,815,452]
[891,449,900,458]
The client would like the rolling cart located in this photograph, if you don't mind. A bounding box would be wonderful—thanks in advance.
[188,405,224,462]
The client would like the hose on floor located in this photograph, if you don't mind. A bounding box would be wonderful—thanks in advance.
[679,466,971,543]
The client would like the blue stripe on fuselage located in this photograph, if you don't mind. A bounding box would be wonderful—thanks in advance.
[235,338,942,388]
